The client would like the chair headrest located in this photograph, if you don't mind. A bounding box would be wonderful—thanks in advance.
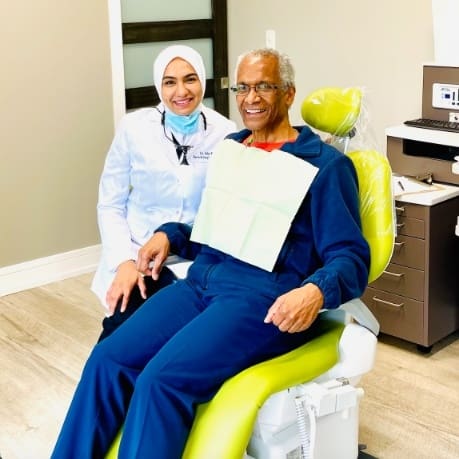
[301,87,362,137]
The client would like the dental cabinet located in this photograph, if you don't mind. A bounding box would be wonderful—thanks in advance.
[362,124,459,352]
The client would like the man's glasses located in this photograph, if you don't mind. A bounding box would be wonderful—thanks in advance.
[230,82,285,96]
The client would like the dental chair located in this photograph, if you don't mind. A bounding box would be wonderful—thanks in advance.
[106,87,394,459]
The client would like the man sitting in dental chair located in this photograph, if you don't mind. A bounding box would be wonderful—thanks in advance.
[51,48,370,459]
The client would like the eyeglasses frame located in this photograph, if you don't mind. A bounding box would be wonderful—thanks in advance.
[230,82,287,96]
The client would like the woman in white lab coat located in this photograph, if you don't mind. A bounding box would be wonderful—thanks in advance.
[92,45,236,340]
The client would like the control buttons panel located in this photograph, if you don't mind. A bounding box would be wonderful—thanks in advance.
[432,83,459,110]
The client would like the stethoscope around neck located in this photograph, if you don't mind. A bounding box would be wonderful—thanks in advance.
[158,108,207,165]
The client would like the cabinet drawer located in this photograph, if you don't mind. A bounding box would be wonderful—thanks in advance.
[369,263,424,301]
[391,235,425,270]
[396,216,425,238]
[395,201,425,219]
[362,287,424,343]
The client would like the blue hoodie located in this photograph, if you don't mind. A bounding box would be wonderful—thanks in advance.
[157,126,370,309]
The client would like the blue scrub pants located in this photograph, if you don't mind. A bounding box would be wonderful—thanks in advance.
[51,256,318,459]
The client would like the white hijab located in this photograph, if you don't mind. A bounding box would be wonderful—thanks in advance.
[153,45,206,104]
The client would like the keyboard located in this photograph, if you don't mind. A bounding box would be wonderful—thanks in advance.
[404,118,459,133]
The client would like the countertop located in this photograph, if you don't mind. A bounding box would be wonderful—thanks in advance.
[386,124,459,148]
[392,175,459,205]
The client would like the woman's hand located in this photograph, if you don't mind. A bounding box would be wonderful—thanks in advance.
[264,283,324,333]
[106,260,142,315]
[136,232,171,296]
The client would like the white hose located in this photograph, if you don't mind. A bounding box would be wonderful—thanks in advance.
[294,397,316,459]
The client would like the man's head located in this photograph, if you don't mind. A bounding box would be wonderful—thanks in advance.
[232,49,296,137]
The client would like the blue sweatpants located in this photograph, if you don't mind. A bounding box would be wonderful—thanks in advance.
[51,257,318,459]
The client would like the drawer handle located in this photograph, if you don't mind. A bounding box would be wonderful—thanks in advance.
[396,223,405,230]
[382,270,404,279]
[372,296,404,308]
[394,241,405,249]
[395,206,405,214]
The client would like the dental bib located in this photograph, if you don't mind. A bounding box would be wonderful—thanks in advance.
[190,139,318,271]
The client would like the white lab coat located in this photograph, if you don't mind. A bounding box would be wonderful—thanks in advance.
[91,104,236,308]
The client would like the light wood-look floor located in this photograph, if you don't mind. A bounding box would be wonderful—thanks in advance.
[0,273,458,459]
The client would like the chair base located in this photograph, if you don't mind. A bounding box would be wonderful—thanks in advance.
[247,379,364,459]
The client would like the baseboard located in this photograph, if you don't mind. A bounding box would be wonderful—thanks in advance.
[0,245,101,297]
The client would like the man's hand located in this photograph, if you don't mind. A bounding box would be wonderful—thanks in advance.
[137,231,171,285]
[264,283,324,333]
[106,260,142,315]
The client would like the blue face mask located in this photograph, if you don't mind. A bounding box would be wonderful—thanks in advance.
[165,109,201,135]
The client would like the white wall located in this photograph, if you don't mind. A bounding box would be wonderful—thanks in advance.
[0,1,113,294]
[227,0,435,153]
[0,1,113,268]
